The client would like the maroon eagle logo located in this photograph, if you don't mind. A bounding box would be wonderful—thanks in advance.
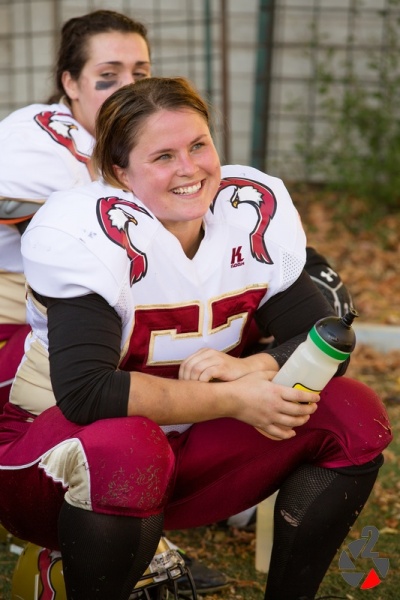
[213,177,277,264]
[34,111,90,164]
[97,196,152,285]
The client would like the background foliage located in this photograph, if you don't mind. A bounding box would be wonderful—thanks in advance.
[294,0,400,222]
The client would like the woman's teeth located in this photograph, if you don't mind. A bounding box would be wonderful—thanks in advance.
[173,182,201,195]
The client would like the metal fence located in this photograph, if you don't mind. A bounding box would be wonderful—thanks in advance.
[0,0,399,179]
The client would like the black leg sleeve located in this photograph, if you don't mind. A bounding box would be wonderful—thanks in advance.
[58,501,163,600]
[264,455,383,600]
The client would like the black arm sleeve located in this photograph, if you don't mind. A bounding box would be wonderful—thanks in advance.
[254,270,349,375]
[45,293,131,425]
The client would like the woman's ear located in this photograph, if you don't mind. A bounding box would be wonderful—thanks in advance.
[61,71,79,101]
[113,165,131,191]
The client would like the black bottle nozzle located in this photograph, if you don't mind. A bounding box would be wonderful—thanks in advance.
[340,308,359,328]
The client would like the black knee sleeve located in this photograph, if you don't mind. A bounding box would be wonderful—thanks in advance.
[58,501,163,600]
[264,457,383,600]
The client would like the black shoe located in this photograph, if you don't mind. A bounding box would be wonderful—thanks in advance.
[176,550,229,595]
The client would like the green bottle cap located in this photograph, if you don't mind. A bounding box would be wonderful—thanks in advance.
[309,326,351,361]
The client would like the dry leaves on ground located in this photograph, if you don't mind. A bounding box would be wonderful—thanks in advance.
[292,188,400,325]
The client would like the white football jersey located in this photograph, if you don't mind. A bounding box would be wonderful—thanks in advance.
[0,101,94,274]
[18,166,306,428]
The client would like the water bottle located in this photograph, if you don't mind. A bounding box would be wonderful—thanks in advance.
[255,310,358,572]
[272,308,358,392]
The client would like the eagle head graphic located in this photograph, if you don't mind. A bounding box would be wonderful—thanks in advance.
[214,177,277,264]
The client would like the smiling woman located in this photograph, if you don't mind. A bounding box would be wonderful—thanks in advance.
[93,77,222,259]
[0,76,392,600]
[113,108,221,255]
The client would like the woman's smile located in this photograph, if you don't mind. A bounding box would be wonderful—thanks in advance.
[171,181,203,195]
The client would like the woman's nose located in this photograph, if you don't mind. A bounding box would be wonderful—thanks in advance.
[120,73,138,86]
[121,73,136,87]
[177,154,196,176]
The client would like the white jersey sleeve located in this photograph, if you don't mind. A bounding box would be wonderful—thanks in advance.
[22,181,132,304]
[0,102,95,275]
[0,102,94,204]
[22,180,137,352]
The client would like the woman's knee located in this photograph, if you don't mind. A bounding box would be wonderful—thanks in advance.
[319,377,392,460]
[75,417,175,515]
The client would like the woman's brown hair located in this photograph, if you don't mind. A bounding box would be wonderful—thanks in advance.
[93,77,211,189]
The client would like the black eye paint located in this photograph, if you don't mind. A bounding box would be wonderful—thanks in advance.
[95,80,116,90]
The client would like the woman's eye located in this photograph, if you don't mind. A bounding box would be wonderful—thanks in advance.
[192,142,204,151]
[134,71,150,80]
[156,154,171,161]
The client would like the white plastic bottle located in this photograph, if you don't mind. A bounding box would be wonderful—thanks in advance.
[255,309,358,573]
[272,308,358,392]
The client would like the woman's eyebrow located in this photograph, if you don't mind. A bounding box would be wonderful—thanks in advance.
[95,60,151,68]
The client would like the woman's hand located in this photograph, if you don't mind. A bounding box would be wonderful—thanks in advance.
[130,356,317,436]
[223,371,320,441]
[179,347,277,382]
[177,348,318,439]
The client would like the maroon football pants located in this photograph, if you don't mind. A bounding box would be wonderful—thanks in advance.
[0,376,392,549]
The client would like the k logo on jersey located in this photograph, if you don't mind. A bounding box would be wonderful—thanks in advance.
[213,177,277,264]
[34,111,90,164]
[97,196,153,285]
